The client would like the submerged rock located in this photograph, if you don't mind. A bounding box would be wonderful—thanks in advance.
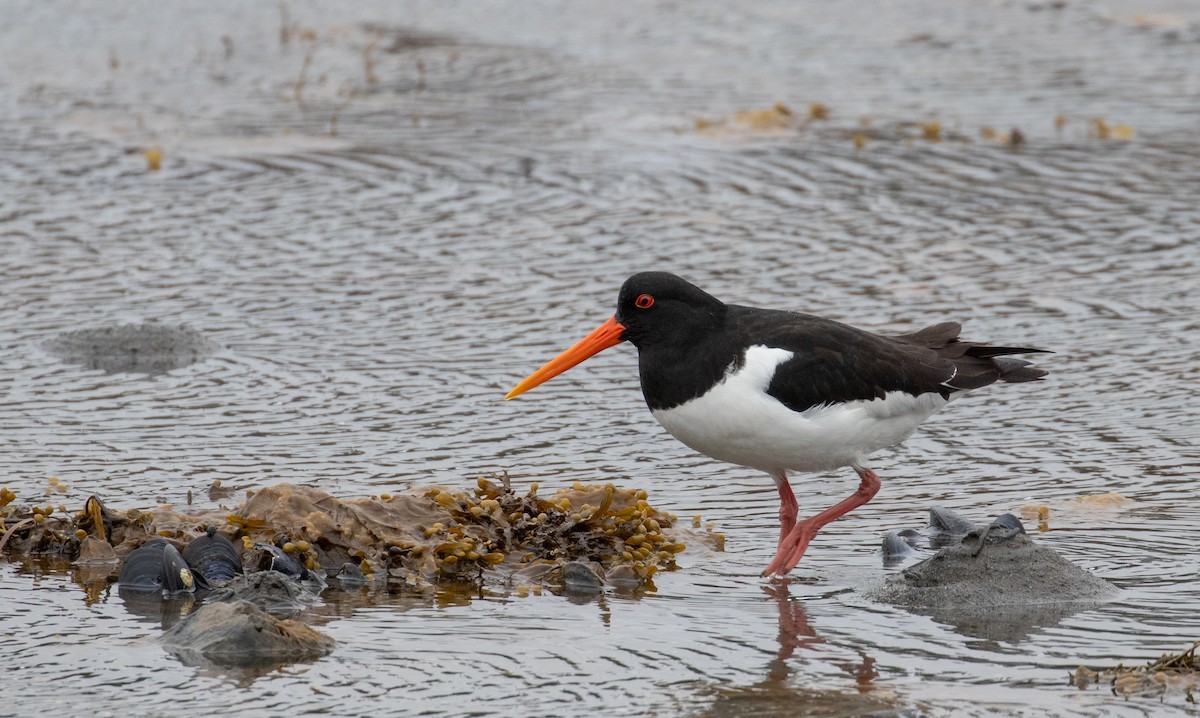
[207,571,319,616]
[160,600,334,667]
[44,322,217,374]
[559,560,605,593]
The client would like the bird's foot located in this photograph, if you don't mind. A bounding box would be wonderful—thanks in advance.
[762,521,818,577]
[762,467,881,577]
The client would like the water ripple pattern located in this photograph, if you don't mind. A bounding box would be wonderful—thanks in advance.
[1,1,1197,716]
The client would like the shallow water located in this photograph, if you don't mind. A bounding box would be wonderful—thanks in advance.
[2,1,1199,716]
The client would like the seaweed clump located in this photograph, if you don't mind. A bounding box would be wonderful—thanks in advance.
[1072,641,1199,703]
[228,476,697,589]
[0,475,719,592]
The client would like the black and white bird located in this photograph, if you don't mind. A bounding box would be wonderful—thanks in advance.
[505,272,1048,576]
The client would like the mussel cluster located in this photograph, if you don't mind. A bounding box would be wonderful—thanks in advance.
[117,526,247,596]
[118,540,200,594]
[182,526,244,584]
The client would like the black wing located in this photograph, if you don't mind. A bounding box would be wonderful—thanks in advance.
[726,307,1047,412]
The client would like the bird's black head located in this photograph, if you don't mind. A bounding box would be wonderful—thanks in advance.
[615,272,727,348]
[504,271,729,401]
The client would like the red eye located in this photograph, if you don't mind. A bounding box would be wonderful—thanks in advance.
[635,294,654,309]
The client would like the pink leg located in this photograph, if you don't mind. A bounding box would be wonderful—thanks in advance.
[762,466,881,577]
[772,469,798,550]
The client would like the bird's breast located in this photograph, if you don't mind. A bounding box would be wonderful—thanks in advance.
[648,345,948,472]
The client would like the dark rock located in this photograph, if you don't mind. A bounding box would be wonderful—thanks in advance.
[44,322,217,374]
[160,600,333,667]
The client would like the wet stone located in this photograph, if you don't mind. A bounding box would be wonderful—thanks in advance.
[207,571,319,617]
[559,560,605,593]
[880,529,923,566]
[76,535,118,565]
[334,562,368,587]
[160,599,334,667]
[44,322,217,374]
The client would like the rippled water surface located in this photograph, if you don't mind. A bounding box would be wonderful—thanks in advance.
[2,1,1198,716]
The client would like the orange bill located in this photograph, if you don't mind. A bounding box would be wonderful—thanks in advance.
[505,316,626,399]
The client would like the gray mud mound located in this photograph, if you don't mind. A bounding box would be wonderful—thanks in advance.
[44,322,217,374]
[160,600,334,667]
[869,530,1118,642]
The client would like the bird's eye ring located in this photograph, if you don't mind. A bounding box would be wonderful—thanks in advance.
[635,294,654,309]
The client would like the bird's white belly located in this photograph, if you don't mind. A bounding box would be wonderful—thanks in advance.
[650,346,948,472]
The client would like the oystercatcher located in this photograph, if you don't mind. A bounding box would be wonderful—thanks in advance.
[505,272,1048,576]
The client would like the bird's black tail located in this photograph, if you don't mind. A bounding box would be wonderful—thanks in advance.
[895,322,1050,390]
[962,344,1050,386]
[990,354,1049,383]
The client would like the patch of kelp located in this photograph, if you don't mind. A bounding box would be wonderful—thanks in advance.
[1072,641,1200,703]
[0,475,721,591]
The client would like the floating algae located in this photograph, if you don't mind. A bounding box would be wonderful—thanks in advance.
[228,477,700,588]
[0,476,718,593]
[1072,642,1200,703]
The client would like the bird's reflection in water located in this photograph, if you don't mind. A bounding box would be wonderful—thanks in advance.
[695,580,897,718]
[763,578,823,680]
[764,579,877,688]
